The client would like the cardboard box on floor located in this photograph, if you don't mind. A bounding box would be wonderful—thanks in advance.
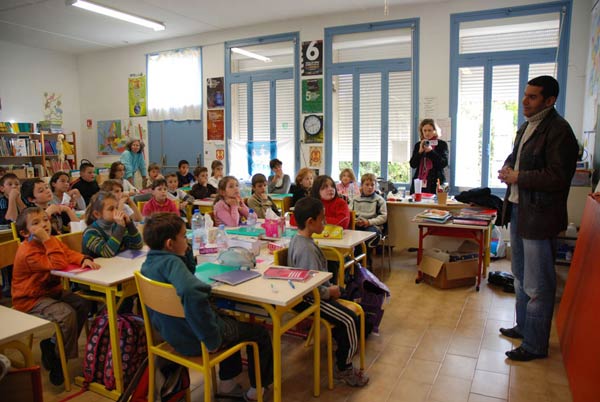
[420,241,479,289]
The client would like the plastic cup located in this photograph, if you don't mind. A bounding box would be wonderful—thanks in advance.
[414,193,422,202]
[207,227,218,243]
[437,192,447,205]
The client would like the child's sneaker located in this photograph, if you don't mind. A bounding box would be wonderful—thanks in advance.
[334,366,369,387]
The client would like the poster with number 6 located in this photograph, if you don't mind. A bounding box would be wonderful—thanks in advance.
[301,40,323,76]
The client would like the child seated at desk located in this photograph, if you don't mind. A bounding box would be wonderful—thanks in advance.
[142,178,179,217]
[287,197,368,387]
[189,166,216,199]
[208,160,224,190]
[49,171,86,212]
[100,180,143,222]
[109,161,138,195]
[165,172,194,216]
[0,173,25,224]
[70,160,100,206]
[22,178,80,235]
[247,173,280,219]
[351,173,387,247]
[140,213,273,401]
[213,176,249,227]
[176,160,194,188]
[290,167,314,207]
[312,175,351,229]
[12,207,99,385]
[82,191,143,258]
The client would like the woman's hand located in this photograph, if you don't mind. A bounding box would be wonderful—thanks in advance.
[82,259,101,270]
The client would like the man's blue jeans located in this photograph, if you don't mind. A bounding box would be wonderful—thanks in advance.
[509,204,556,355]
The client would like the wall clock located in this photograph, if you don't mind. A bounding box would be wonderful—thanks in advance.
[303,114,323,136]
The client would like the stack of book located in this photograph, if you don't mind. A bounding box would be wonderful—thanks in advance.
[38,120,63,133]
[0,122,35,133]
[414,209,452,224]
[452,207,496,226]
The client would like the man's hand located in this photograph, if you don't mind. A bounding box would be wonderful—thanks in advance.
[498,166,519,184]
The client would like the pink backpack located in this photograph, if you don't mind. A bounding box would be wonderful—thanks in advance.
[83,312,147,390]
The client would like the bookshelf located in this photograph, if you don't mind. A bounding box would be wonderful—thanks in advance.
[0,130,77,178]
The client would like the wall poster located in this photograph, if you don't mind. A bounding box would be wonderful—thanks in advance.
[128,74,147,117]
[97,120,125,155]
[301,40,323,76]
[207,77,225,108]
[302,78,323,113]
[207,109,225,141]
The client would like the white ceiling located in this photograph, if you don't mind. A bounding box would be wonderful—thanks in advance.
[0,0,438,55]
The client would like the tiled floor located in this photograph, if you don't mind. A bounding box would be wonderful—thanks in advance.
[20,251,571,402]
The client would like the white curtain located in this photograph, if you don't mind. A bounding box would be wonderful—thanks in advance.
[147,47,201,121]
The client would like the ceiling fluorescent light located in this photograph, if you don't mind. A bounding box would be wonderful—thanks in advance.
[231,47,272,63]
[67,0,165,31]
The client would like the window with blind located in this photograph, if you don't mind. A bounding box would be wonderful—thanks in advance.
[226,34,298,179]
[326,20,417,183]
[450,3,570,191]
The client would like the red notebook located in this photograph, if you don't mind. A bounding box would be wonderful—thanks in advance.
[263,267,312,282]
[60,263,92,275]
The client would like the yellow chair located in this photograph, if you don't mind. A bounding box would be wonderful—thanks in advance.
[134,271,263,402]
[349,210,356,230]
[56,231,83,253]
[10,221,19,241]
[137,201,147,215]
[0,239,71,392]
[273,248,365,390]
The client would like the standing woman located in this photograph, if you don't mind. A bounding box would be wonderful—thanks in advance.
[409,119,449,194]
[120,138,147,188]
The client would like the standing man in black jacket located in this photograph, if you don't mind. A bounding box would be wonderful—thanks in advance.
[498,75,578,361]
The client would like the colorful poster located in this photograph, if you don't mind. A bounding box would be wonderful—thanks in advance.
[43,92,63,123]
[128,74,147,117]
[207,77,225,108]
[97,120,126,155]
[309,146,323,168]
[302,79,323,113]
[207,109,225,141]
[301,40,323,76]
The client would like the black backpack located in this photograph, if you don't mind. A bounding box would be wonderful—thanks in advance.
[487,271,515,293]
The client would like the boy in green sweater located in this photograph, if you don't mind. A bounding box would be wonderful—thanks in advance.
[140,213,272,401]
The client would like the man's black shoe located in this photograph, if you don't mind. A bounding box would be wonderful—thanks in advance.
[40,338,56,370]
[505,346,547,361]
[499,327,523,339]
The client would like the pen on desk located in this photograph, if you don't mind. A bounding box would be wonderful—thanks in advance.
[270,283,278,293]
[288,279,295,289]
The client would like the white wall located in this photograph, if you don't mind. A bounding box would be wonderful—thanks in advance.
[2,0,592,171]
[0,40,80,136]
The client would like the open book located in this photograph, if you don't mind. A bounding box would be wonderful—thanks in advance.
[263,266,313,282]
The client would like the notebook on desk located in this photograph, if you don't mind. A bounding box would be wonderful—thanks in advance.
[263,266,312,282]
[210,269,261,286]
[117,249,148,259]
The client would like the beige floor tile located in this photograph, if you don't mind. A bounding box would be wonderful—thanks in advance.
[389,326,426,348]
[447,336,481,358]
[429,375,472,402]
[476,349,510,374]
[376,344,415,367]
[413,338,449,362]
[480,332,519,352]
[508,386,550,402]
[388,377,433,402]
[401,358,441,384]
[467,394,506,402]
[439,354,477,380]
[546,383,573,402]
[509,364,551,395]
[471,370,508,399]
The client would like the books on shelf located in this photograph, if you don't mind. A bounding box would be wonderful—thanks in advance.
[414,209,452,224]
[451,218,490,226]
[0,136,42,157]
[263,266,313,282]
[452,207,496,226]
[0,122,35,133]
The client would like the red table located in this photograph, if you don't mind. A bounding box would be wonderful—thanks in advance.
[415,221,491,291]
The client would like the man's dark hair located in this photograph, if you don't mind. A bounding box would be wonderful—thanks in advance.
[193,166,208,177]
[16,206,44,234]
[144,212,185,250]
[294,197,323,230]
[100,179,123,192]
[269,158,282,169]
[20,178,44,202]
[0,173,18,186]
[251,173,267,187]
[151,178,168,189]
[178,160,189,168]
[528,75,559,99]
[164,172,178,180]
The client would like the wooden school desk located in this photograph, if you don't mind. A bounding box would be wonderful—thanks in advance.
[269,193,292,213]
[51,253,146,400]
[415,221,492,291]
[192,198,214,214]
[0,305,54,367]
[206,260,332,402]
[314,229,376,286]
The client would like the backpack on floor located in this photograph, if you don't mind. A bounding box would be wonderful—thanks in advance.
[119,357,190,402]
[83,312,147,390]
[342,263,391,334]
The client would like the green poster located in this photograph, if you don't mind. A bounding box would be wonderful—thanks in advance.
[302,78,323,113]
[128,74,147,117]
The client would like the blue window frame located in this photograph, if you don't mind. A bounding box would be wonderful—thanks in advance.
[449,1,571,192]
[324,19,419,183]
[225,33,300,179]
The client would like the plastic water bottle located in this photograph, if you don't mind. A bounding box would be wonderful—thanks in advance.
[348,183,356,202]
[215,224,229,250]
[191,209,205,253]
[247,209,258,228]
